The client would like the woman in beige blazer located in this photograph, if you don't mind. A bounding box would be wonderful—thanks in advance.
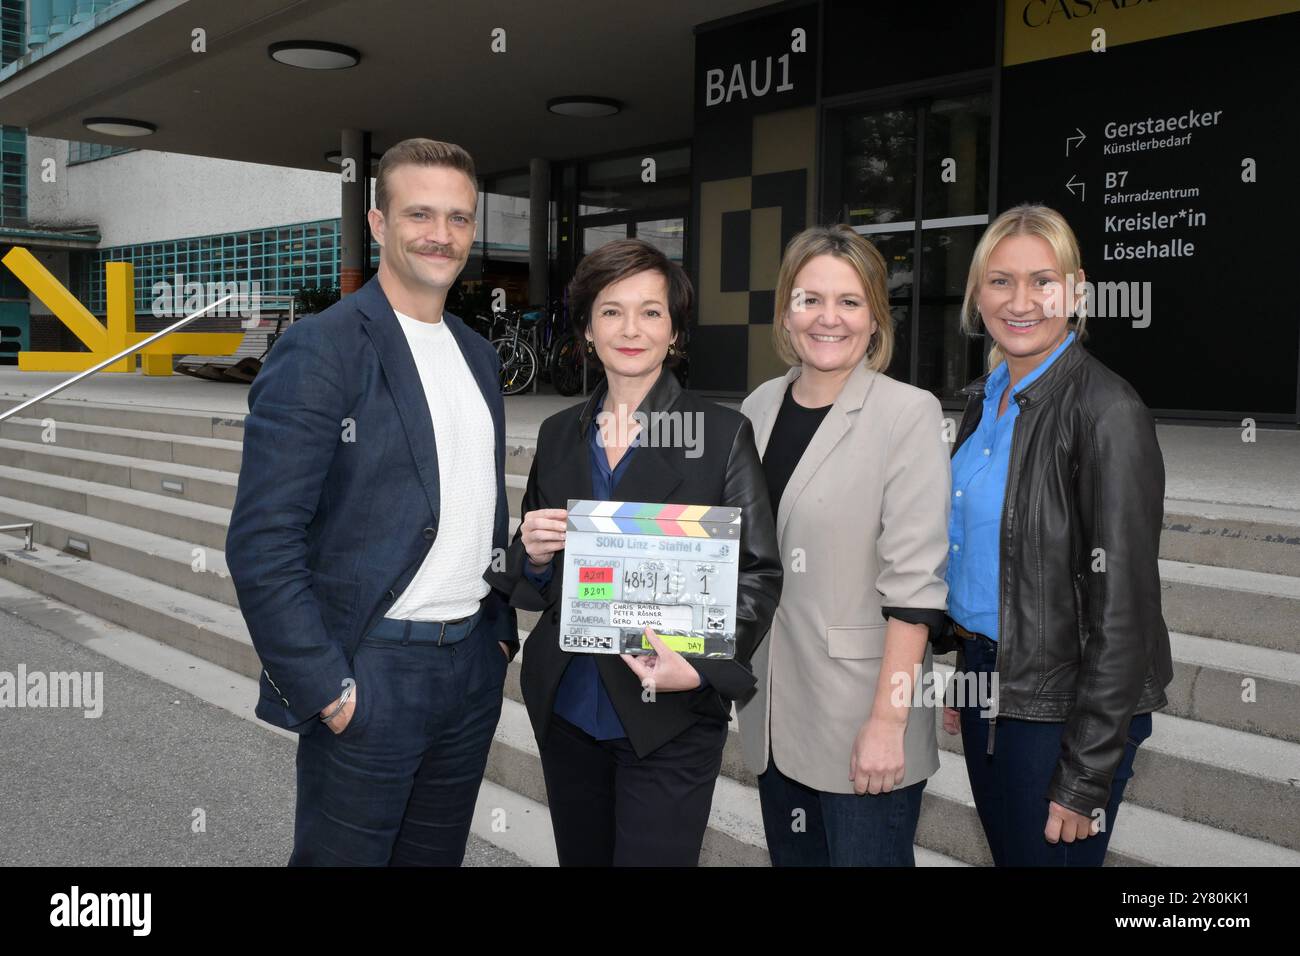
[739,224,951,866]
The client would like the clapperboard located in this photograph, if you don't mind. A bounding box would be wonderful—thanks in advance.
[558,499,742,658]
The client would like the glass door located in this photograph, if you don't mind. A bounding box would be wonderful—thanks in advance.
[825,90,991,400]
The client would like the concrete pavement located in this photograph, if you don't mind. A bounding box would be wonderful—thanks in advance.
[0,579,528,866]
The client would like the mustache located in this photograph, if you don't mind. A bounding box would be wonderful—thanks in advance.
[407,243,459,257]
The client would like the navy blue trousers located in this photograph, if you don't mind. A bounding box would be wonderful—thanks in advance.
[958,635,1152,866]
[288,616,508,866]
[758,759,926,866]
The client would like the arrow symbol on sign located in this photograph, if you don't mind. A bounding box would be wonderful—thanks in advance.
[1065,127,1086,156]
[1065,174,1086,202]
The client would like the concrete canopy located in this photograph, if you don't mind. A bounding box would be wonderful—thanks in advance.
[0,0,767,176]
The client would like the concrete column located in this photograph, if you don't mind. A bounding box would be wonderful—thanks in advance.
[339,128,370,295]
[528,158,550,308]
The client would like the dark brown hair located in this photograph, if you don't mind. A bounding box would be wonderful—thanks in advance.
[567,239,691,363]
[374,138,478,215]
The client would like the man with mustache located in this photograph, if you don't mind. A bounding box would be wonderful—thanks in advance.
[226,138,517,865]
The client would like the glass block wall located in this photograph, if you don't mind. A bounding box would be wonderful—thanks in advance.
[1,0,24,224]
[67,140,135,164]
[72,218,343,316]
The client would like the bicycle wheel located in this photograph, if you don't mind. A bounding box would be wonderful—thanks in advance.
[493,337,537,395]
[550,333,587,396]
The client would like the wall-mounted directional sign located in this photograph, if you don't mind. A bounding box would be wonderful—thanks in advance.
[998,7,1300,420]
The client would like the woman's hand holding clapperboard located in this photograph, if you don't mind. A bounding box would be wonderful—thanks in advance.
[621,627,702,693]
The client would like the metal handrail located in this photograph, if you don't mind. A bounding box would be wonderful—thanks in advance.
[0,294,233,424]
[0,523,35,551]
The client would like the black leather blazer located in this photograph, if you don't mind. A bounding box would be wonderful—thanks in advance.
[948,338,1173,816]
[486,367,782,759]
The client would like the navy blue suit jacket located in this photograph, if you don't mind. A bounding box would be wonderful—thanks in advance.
[225,275,518,734]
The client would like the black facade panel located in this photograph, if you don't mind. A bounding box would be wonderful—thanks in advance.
[822,0,997,98]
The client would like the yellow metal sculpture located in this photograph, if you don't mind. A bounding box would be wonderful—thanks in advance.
[3,247,243,376]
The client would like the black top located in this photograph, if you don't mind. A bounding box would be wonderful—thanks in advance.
[762,381,833,516]
[761,378,947,640]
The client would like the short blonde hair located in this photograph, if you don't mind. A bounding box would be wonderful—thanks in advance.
[961,203,1087,370]
[374,138,477,215]
[771,224,894,372]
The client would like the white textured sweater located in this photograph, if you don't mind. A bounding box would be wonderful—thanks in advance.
[385,310,496,621]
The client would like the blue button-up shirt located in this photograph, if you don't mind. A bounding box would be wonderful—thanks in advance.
[525,394,707,740]
[945,332,1075,641]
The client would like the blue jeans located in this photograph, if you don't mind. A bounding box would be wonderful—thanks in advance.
[958,635,1153,866]
[758,759,926,866]
[288,614,508,866]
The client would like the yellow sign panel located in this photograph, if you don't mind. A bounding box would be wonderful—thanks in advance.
[1004,0,1300,66]
[2,246,243,376]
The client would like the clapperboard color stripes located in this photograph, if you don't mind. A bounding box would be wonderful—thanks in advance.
[565,500,740,539]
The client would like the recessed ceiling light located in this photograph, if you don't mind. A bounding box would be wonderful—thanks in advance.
[547,96,622,118]
[269,41,360,70]
[82,117,155,137]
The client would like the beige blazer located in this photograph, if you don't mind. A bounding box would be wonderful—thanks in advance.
[738,362,951,794]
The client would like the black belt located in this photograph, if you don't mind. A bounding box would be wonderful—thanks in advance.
[368,609,482,645]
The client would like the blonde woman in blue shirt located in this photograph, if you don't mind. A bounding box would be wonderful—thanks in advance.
[942,204,1172,866]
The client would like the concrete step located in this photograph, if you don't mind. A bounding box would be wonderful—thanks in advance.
[919,739,1300,866]
[0,396,246,441]
[934,629,1300,746]
[0,496,236,606]
[0,466,232,551]
[0,437,238,510]
[0,540,256,677]
[15,522,1278,853]
[500,644,1300,856]
[1,462,1292,744]
[486,692,1299,867]
[1164,631,1300,745]
[5,534,1294,866]
[1162,499,1300,577]
[0,415,243,473]
[485,692,969,866]
[1160,559,1300,654]
[929,662,1300,851]
[505,440,536,479]
[506,472,526,516]
[509,482,1299,655]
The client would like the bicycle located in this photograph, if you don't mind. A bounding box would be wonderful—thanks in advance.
[530,299,567,387]
[549,330,594,396]
[491,307,544,395]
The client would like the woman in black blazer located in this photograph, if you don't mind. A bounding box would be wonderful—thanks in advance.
[487,239,782,866]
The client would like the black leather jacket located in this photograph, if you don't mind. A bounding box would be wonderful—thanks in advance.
[946,338,1173,817]
[487,367,783,758]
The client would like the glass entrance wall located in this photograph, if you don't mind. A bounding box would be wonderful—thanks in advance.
[472,170,532,308]
[823,89,992,401]
[575,145,690,263]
